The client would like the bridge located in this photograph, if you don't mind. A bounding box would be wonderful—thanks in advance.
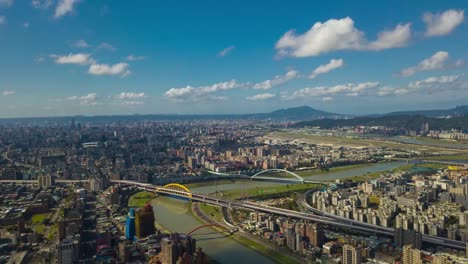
[207,168,306,183]
[187,224,234,236]
[0,177,465,250]
[115,180,467,251]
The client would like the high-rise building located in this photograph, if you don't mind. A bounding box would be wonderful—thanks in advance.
[188,157,197,170]
[402,245,422,264]
[57,238,80,264]
[162,238,178,264]
[309,223,325,248]
[125,208,135,240]
[135,204,156,238]
[38,174,55,188]
[195,247,207,264]
[394,228,422,249]
[342,244,362,264]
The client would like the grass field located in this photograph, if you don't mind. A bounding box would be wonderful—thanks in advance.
[220,183,323,199]
[269,131,468,155]
[128,191,155,208]
[199,203,223,222]
[32,213,48,224]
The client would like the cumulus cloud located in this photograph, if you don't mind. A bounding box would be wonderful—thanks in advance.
[115,92,145,100]
[253,70,298,90]
[378,75,461,96]
[164,80,243,102]
[284,82,379,100]
[423,9,464,37]
[367,23,412,50]
[2,90,15,96]
[126,55,146,61]
[408,75,460,89]
[55,0,80,18]
[309,59,344,79]
[399,51,455,77]
[218,46,235,57]
[276,17,411,57]
[88,63,130,77]
[51,53,95,65]
[32,0,52,9]
[246,93,276,101]
[73,39,89,48]
[67,93,97,105]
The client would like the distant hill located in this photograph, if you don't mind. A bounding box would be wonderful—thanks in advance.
[384,105,468,117]
[248,106,342,120]
[0,106,341,123]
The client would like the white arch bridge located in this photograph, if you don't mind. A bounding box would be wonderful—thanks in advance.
[206,169,325,184]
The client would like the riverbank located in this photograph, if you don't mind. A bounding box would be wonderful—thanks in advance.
[128,191,155,207]
[191,202,303,264]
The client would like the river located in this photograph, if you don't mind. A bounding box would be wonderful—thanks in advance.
[151,161,405,263]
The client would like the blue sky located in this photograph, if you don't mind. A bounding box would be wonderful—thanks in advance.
[0,0,467,117]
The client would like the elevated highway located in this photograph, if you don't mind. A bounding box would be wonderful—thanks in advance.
[114,180,467,251]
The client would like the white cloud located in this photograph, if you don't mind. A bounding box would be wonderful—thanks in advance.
[322,96,333,102]
[423,9,464,37]
[253,70,298,90]
[23,21,30,28]
[115,92,145,100]
[285,82,379,100]
[367,23,412,50]
[408,75,460,89]
[97,42,116,51]
[218,45,235,57]
[2,90,15,96]
[126,55,145,61]
[0,16,6,24]
[246,93,276,101]
[73,39,89,48]
[309,59,344,79]
[377,86,409,96]
[88,63,130,77]
[51,53,95,65]
[55,0,80,18]
[121,101,144,106]
[378,75,461,96]
[0,0,13,7]
[400,51,450,77]
[276,17,411,57]
[32,0,52,9]
[164,80,243,102]
[66,93,97,105]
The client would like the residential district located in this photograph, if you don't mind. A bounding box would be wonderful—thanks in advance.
[0,119,467,263]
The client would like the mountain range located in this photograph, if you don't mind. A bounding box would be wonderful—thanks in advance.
[0,105,466,123]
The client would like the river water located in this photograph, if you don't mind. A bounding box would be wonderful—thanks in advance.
[151,162,404,263]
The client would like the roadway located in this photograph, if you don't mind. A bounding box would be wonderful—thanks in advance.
[114,180,467,251]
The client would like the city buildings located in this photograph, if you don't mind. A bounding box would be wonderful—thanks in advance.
[135,204,156,239]
[342,244,362,264]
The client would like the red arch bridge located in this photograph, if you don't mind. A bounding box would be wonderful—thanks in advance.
[187,224,237,236]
